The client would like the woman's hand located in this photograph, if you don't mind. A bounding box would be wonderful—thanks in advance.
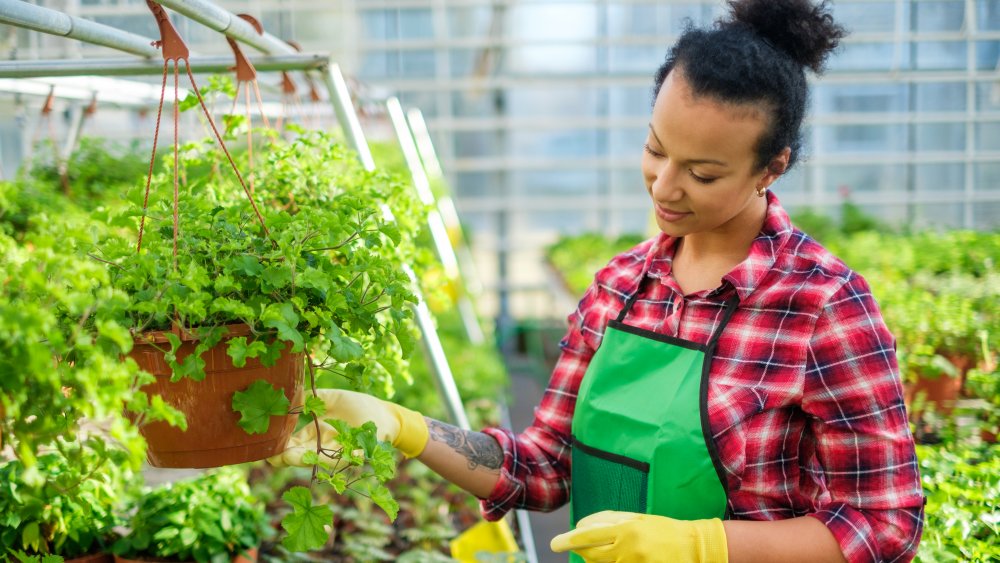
[550,511,728,563]
[267,389,429,467]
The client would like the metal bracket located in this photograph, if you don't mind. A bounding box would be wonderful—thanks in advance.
[145,0,189,62]
[226,14,262,82]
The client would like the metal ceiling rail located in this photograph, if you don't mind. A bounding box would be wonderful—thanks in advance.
[150,0,296,55]
[0,0,160,58]
[0,54,329,79]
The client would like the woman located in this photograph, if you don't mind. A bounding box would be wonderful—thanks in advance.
[271,1,925,561]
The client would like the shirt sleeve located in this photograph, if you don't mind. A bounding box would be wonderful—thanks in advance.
[478,284,601,520]
[802,274,925,563]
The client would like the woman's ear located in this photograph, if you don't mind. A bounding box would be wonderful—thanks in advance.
[761,147,791,189]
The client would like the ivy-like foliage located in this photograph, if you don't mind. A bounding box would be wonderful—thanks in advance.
[113,467,267,563]
[0,231,169,468]
[0,441,135,561]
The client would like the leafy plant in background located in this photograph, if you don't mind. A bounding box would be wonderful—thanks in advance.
[0,230,164,468]
[915,443,1000,562]
[545,233,646,297]
[0,443,134,562]
[113,468,267,563]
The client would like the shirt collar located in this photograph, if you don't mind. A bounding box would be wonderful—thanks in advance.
[642,191,794,300]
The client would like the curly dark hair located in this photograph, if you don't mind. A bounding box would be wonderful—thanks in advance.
[653,0,847,172]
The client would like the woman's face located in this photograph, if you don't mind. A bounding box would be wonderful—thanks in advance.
[642,69,785,239]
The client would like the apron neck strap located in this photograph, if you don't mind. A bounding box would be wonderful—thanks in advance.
[615,276,741,347]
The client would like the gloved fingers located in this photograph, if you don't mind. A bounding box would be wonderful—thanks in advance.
[266,420,343,467]
[550,524,617,553]
[576,510,641,529]
[574,544,619,563]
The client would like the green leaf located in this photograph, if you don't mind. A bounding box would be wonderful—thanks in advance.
[301,450,319,465]
[262,303,303,352]
[227,337,268,368]
[370,443,397,482]
[280,487,333,552]
[229,255,263,277]
[368,483,399,522]
[232,380,290,435]
[258,339,285,367]
[262,264,293,290]
[21,522,40,552]
[302,395,326,417]
[326,324,363,362]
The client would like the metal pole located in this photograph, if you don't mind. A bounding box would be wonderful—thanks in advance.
[0,54,329,79]
[150,0,295,55]
[0,0,160,58]
[386,97,485,345]
[321,65,470,430]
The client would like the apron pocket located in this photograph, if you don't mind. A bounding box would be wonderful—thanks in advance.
[571,436,650,524]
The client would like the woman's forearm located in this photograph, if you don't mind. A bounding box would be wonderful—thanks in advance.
[723,516,847,563]
[416,417,503,499]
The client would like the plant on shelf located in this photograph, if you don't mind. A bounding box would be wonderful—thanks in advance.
[0,442,135,563]
[112,468,267,563]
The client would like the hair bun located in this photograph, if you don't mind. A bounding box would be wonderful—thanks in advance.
[725,0,847,73]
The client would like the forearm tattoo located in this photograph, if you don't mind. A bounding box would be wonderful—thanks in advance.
[427,419,503,471]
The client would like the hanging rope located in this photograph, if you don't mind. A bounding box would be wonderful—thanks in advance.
[137,0,273,263]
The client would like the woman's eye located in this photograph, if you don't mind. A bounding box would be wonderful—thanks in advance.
[689,170,717,184]
[643,143,664,158]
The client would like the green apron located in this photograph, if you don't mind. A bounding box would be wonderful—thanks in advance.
[568,278,739,560]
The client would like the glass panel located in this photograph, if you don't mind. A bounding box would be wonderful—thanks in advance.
[359,51,391,79]
[833,2,896,33]
[506,86,602,118]
[609,45,663,73]
[506,45,599,74]
[976,122,1000,150]
[976,41,1000,71]
[508,4,598,41]
[773,166,808,195]
[452,90,502,118]
[977,0,1000,31]
[813,84,906,114]
[452,131,503,158]
[822,164,906,194]
[610,127,647,157]
[508,130,604,159]
[914,123,966,151]
[398,50,436,77]
[915,41,967,70]
[361,10,391,41]
[512,170,601,196]
[974,162,1000,191]
[828,43,896,72]
[397,9,434,39]
[820,124,909,152]
[976,82,1000,112]
[913,1,966,32]
[914,163,965,193]
[973,202,1000,228]
[914,82,967,112]
[456,171,502,198]
[913,203,965,229]
[609,86,655,117]
[448,6,495,38]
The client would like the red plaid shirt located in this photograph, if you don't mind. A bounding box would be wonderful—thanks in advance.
[481,193,924,563]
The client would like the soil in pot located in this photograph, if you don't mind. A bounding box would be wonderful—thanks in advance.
[130,324,302,468]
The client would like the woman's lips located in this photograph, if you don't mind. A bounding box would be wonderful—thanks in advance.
[655,204,691,222]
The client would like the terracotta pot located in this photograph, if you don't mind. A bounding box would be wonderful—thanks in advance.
[129,324,303,468]
[65,553,114,563]
[113,547,258,563]
[906,372,963,416]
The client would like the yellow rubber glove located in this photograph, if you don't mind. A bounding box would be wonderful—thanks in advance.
[267,389,429,467]
[550,511,728,563]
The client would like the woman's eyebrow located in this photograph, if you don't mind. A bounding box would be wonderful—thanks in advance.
[647,123,728,167]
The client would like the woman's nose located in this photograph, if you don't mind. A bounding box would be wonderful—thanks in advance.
[649,161,683,201]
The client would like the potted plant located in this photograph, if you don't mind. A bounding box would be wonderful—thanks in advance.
[112,468,267,563]
[0,443,135,563]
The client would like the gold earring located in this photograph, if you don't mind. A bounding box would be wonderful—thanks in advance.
[756,185,767,198]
